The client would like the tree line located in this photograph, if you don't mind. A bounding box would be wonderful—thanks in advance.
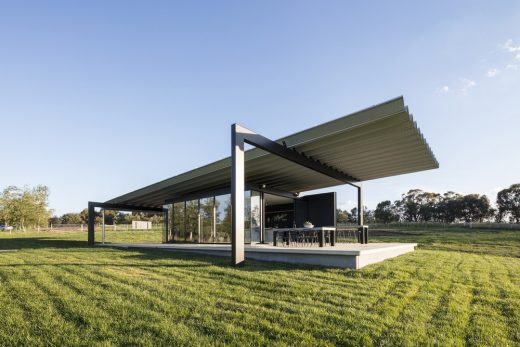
[337,183,520,224]
[2,183,520,230]
[0,185,161,230]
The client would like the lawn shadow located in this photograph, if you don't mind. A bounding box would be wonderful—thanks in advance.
[0,236,89,250]
[119,246,350,272]
[0,235,356,272]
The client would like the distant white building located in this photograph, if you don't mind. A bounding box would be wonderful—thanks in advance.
[132,221,152,230]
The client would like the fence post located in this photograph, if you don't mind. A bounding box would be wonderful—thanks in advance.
[101,209,105,244]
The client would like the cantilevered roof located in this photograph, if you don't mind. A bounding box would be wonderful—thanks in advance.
[107,96,438,208]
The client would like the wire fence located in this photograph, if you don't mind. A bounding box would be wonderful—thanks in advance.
[34,224,162,232]
[357,222,520,231]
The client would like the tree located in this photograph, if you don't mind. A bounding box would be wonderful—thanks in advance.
[437,191,463,223]
[336,209,349,224]
[79,208,90,224]
[374,200,399,224]
[60,213,83,224]
[48,215,61,226]
[348,208,358,223]
[400,189,424,222]
[417,191,441,222]
[0,185,51,230]
[497,184,520,223]
[348,206,372,224]
[459,194,492,223]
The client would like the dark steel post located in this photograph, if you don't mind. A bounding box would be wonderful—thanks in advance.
[231,124,245,266]
[319,229,325,247]
[172,204,175,242]
[357,184,364,226]
[87,202,95,245]
[260,191,265,244]
[163,208,169,243]
[184,201,187,242]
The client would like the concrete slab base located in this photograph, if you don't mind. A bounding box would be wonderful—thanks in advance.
[99,242,417,269]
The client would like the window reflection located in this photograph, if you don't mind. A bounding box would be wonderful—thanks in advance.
[169,191,255,244]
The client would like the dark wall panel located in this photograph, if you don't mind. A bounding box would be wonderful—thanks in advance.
[294,199,308,227]
[303,192,336,227]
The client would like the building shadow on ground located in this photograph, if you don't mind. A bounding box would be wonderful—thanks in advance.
[0,236,339,272]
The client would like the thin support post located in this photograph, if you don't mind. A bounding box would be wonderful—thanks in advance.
[357,184,364,226]
[87,202,95,245]
[212,197,216,243]
[260,191,265,244]
[101,209,105,244]
[231,124,245,266]
[357,184,369,244]
[163,208,169,243]
[197,200,201,243]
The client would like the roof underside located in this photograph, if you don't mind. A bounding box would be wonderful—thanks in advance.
[107,97,438,208]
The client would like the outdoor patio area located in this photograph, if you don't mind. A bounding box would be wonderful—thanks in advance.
[99,242,417,269]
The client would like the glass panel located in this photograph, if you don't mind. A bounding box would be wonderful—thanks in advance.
[173,202,185,241]
[185,200,199,243]
[215,194,231,243]
[244,190,251,243]
[250,191,261,243]
[200,197,214,243]
[163,204,173,242]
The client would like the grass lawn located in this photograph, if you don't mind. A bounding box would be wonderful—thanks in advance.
[1,229,520,346]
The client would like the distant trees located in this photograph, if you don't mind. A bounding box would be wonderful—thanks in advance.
[374,200,399,224]
[496,184,520,223]
[0,185,51,230]
[368,187,518,224]
[437,191,463,223]
[3,183,520,230]
[391,189,494,224]
[459,194,493,223]
[336,209,349,224]
[60,212,83,224]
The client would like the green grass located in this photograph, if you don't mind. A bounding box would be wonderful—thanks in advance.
[0,229,520,346]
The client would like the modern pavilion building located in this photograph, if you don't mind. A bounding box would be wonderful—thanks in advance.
[88,96,438,268]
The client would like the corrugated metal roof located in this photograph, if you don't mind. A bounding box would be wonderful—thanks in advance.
[107,96,438,207]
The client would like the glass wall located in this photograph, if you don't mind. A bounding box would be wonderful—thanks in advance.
[250,191,261,243]
[185,200,199,242]
[200,197,214,243]
[215,194,231,243]
[244,191,251,243]
[169,190,257,244]
[172,202,185,241]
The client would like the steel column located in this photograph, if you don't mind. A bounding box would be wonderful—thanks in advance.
[101,209,105,244]
[212,197,216,243]
[231,124,246,266]
[260,191,265,244]
[87,202,95,245]
[357,184,364,226]
[357,184,368,244]
[163,208,169,243]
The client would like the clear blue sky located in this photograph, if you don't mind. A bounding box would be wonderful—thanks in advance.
[1,1,519,215]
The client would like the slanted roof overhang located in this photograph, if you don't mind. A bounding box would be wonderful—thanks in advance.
[106,96,438,208]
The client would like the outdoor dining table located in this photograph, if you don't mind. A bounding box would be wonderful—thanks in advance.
[272,227,336,247]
